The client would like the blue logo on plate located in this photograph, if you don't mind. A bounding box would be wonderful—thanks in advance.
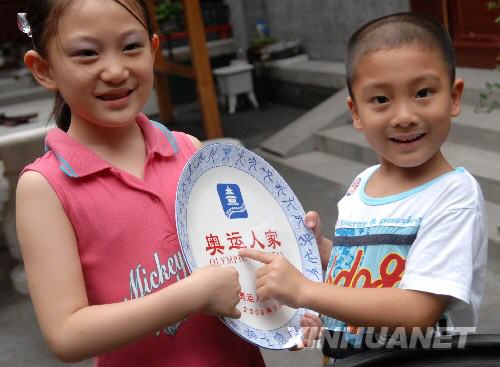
[217,183,248,219]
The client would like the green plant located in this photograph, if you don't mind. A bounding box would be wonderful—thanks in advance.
[155,0,183,31]
[476,1,500,112]
[250,36,277,50]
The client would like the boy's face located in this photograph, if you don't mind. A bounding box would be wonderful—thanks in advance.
[347,45,463,170]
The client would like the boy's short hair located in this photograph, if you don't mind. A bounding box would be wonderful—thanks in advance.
[346,12,456,99]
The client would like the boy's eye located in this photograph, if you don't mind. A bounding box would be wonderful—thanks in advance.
[371,96,389,104]
[416,88,432,98]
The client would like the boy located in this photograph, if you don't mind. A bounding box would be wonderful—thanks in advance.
[240,12,487,363]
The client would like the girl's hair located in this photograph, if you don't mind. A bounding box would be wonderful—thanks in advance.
[24,0,155,132]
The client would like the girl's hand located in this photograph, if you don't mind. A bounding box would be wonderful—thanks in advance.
[190,266,242,319]
[305,211,333,269]
[239,249,310,309]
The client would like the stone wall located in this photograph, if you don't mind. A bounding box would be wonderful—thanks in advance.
[228,0,410,61]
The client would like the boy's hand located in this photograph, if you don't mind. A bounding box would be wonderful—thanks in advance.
[300,312,323,348]
[239,249,309,309]
[191,266,242,319]
[288,312,323,350]
[305,211,333,269]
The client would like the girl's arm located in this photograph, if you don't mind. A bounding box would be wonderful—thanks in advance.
[240,250,450,332]
[304,211,332,269]
[17,171,240,362]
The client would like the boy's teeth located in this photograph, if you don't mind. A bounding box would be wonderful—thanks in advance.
[391,134,423,142]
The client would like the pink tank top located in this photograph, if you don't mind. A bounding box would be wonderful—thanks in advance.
[23,113,265,367]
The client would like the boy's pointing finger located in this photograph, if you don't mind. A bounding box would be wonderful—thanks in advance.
[239,249,275,264]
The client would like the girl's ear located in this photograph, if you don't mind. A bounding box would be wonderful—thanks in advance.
[347,96,363,131]
[24,50,57,91]
[450,78,464,117]
[151,34,159,58]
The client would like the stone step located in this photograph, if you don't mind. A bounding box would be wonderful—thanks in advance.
[315,124,500,204]
[0,82,52,107]
[0,73,34,92]
[280,150,367,189]
[257,149,365,201]
[449,104,500,154]
[257,149,500,268]
[486,200,500,272]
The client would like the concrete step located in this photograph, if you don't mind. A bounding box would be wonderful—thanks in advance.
[315,124,500,204]
[260,88,350,157]
[0,74,34,93]
[257,149,500,268]
[258,149,367,200]
[449,104,500,154]
[486,200,500,273]
[0,85,52,107]
[280,150,368,189]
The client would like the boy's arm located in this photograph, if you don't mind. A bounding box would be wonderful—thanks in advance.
[303,281,451,332]
[240,250,450,332]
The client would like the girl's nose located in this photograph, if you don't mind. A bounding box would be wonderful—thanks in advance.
[100,59,129,84]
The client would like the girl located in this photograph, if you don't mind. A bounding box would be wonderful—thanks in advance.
[15,1,266,366]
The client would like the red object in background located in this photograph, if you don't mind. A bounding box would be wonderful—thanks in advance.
[411,0,500,69]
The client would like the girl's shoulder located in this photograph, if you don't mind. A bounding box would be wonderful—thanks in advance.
[21,146,61,180]
[16,169,61,211]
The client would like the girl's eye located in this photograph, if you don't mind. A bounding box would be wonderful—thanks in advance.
[416,88,432,98]
[124,42,143,52]
[371,96,389,104]
[75,49,97,57]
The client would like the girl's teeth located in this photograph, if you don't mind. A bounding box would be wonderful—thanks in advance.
[100,92,129,100]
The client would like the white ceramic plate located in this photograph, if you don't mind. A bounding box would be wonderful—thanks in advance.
[175,143,322,349]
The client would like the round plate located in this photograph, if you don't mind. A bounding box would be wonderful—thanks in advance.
[175,143,322,349]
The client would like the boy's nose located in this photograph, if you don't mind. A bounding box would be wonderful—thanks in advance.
[390,101,417,128]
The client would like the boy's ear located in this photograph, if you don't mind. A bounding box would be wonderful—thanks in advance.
[347,96,363,131]
[24,50,57,91]
[450,78,464,117]
[151,34,159,58]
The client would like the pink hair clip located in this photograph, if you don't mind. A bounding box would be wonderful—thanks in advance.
[17,13,32,38]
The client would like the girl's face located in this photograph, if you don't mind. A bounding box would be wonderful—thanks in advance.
[44,0,158,130]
